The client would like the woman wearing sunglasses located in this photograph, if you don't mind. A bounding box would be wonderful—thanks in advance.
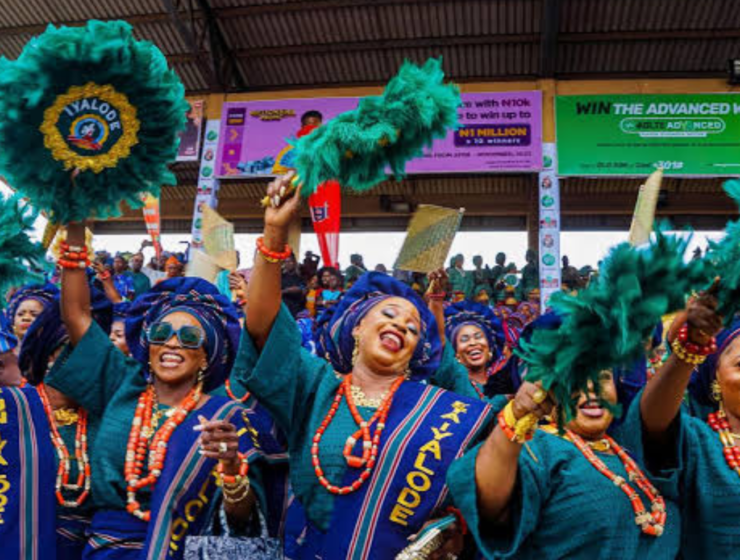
[236,174,495,559]
[45,223,276,560]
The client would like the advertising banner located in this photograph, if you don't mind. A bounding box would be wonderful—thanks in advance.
[539,143,561,309]
[177,99,205,162]
[190,119,221,251]
[556,94,740,176]
[141,194,162,258]
[215,91,542,178]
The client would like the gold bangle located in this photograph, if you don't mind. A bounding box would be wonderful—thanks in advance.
[671,338,708,366]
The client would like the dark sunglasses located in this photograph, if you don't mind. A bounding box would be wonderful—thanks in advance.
[147,322,205,349]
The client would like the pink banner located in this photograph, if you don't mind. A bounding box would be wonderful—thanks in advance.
[215,91,542,178]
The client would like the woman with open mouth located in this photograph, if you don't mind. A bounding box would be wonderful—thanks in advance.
[442,300,514,400]
[447,362,681,559]
[639,283,740,558]
[45,222,280,560]
[238,172,496,559]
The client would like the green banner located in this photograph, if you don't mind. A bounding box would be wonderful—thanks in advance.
[556,94,740,176]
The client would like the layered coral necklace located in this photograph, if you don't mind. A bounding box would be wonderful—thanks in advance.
[124,383,203,521]
[37,383,90,508]
[312,374,404,495]
[708,408,740,475]
[565,428,666,537]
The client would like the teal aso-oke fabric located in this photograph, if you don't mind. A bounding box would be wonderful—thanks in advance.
[447,399,681,559]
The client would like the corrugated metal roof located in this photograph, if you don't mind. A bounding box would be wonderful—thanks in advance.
[0,0,735,93]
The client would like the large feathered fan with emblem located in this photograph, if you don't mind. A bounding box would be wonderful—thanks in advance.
[0,20,188,224]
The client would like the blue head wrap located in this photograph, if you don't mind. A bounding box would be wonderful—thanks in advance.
[20,288,113,385]
[0,314,17,354]
[315,272,442,381]
[5,283,59,328]
[444,301,504,364]
[125,278,241,392]
[689,319,740,409]
[113,301,132,323]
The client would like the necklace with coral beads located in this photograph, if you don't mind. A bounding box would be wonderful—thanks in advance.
[566,428,666,537]
[225,379,250,403]
[124,382,203,521]
[708,407,740,475]
[37,383,91,508]
[312,374,404,495]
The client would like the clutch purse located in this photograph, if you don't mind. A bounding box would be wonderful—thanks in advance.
[395,514,457,560]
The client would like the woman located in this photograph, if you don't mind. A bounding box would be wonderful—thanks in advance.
[315,267,343,314]
[639,285,740,557]
[442,300,513,400]
[110,302,131,356]
[16,291,112,559]
[46,224,267,560]
[5,282,58,344]
[449,369,681,558]
[237,174,492,558]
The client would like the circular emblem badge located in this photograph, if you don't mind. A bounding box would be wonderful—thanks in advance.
[40,82,140,173]
[542,254,556,266]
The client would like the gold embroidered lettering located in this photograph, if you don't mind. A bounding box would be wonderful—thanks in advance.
[397,488,421,509]
[0,439,7,467]
[390,504,414,527]
[390,400,470,527]
[0,475,9,524]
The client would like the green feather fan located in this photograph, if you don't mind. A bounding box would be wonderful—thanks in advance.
[291,58,460,196]
[0,195,48,293]
[517,227,708,424]
[703,180,740,323]
[0,20,188,224]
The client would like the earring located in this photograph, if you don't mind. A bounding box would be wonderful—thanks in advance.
[352,335,360,367]
[197,368,206,384]
[146,362,154,384]
[404,365,411,379]
[712,379,722,403]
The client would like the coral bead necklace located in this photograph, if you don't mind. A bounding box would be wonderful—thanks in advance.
[566,428,666,537]
[312,374,404,495]
[708,408,740,476]
[124,382,203,521]
[37,383,91,508]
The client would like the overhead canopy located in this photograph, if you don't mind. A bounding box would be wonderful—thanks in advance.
[1,0,738,233]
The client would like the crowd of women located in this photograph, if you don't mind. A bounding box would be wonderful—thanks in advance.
[0,171,737,560]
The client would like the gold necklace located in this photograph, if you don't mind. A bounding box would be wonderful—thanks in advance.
[540,425,612,453]
[349,384,387,409]
[53,408,79,426]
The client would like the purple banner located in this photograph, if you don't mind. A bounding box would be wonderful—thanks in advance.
[215,91,542,178]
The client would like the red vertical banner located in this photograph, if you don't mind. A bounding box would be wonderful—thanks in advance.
[308,180,341,269]
[142,194,163,258]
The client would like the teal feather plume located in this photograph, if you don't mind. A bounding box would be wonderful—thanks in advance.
[0,20,188,224]
[516,227,707,423]
[0,195,48,294]
[291,58,460,196]
[704,180,740,323]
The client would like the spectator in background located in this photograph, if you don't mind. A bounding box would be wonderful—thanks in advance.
[305,275,319,317]
[344,253,367,288]
[374,264,388,274]
[281,254,306,317]
[112,254,135,300]
[301,250,321,283]
[128,252,151,298]
[157,255,184,284]
[316,266,343,314]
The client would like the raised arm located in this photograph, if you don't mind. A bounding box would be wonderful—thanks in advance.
[246,172,302,350]
[61,222,92,346]
[93,261,124,304]
[641,283,723,444]
[475,382,553,522]
[425,269,448,346]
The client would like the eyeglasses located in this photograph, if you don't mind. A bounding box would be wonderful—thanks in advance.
[146,322,205,349]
